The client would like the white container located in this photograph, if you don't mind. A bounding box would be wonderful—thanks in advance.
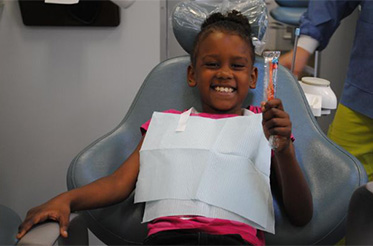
[299,77,337,110]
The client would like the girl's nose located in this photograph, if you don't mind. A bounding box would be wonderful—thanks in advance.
[216,68,233,79]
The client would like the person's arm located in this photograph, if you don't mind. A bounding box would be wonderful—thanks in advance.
[17,137,144,239]
[261,99,313,226]
[300,0,359,51]
[279,45,312,78]
[280,0,360,76]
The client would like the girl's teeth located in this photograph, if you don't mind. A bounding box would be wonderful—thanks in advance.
[215,86,233,93]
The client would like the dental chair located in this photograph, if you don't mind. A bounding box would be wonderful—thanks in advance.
[0,205,21,245]
[346,181,373,245]
[17,1,367,245]
[270,0,309,26]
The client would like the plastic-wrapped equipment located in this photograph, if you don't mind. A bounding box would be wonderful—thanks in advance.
[172,0,268,55]
[263,51,281,149]
[263,51,280,102]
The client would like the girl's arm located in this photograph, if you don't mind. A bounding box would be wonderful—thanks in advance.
[261,99,313,226]
[17,137,144,239]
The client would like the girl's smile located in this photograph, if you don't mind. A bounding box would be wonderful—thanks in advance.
[211,85,236,94]
[187,31,258,115]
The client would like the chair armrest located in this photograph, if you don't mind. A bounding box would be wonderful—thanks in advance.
[17,213,88,246]
[0,204,22,245]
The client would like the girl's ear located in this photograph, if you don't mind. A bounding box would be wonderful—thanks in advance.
[187,65,197,87]
[249,66,258,89]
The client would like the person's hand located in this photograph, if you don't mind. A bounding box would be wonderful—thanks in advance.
[16,195,71,239]
[261,99,292,152]
[279,47,311,78]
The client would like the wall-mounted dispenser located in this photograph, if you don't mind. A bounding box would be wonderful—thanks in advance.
[18,0,120,26]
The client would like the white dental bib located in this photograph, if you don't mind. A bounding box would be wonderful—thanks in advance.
[135,108,274,233]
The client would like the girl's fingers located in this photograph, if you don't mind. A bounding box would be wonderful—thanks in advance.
[261,99,284,112]
[59,215,70,238]
[266,126,291,137]
[16,211,67,239]
[263,116,291,138]
[262,108,289,124]
[17,216,40,239]
[263,117,291,129]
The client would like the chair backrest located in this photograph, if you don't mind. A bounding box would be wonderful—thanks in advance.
[67,1,367,244]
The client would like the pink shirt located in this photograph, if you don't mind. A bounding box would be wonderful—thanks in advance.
[140,106,267,246]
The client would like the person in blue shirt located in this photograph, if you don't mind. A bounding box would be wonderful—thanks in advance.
[280,0,373,181]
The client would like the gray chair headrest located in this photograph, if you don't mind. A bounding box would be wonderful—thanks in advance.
[172,0,268,55]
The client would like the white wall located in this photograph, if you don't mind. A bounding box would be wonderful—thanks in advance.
[0,0,160,244]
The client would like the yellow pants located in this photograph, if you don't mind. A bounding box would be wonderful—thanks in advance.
[328,104,373,181]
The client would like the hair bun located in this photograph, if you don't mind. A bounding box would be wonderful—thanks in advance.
[201,10,250,34]
[227,10,249,26]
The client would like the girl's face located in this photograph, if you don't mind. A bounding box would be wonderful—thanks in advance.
[188,31,257,115]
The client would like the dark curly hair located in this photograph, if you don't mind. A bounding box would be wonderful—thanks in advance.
[191,10,255,67]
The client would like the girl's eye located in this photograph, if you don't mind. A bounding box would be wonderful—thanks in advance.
[205,62,219,68]
[232,64,245,69]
